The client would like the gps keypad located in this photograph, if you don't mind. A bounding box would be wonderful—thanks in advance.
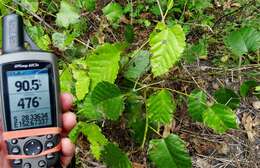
[6,134,60,168]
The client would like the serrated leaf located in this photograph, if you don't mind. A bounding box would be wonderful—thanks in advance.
[52,32,75,51]
[68,122,82,144]
[214,88,240,109]
[86,43,122,89]
[125,93,145,144]
[167,0,174,10]
[21,0,39,13]
[188,89,207,122]
[91,81,125,120]
[147,89,176,124]
[123,50,150,80]
[203,104,238,133]
[183,38,208,63]
[72,69,90,100]
[192,0,212,10]
[60,67,73,93]
[78,94,103,120]
[76,0,96,11]
[27,25,51,50]
[240,80,257,97]
[56,1,80,28]
[102,143,132,168]
[225,27,260,57]
[125,24,134,43]
[81,123,108,160]
[148,134,192,168]
[102,2,123,23]
[149,23,186,76]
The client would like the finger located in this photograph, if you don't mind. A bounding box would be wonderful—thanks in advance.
[61,93,74,112]
[62,112,77,133]
[61,138,75,167]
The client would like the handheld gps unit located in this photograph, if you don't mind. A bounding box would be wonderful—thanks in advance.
[0,14,62,168]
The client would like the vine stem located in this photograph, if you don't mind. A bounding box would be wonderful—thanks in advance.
[156,0,165,23]
[141,90,148,149]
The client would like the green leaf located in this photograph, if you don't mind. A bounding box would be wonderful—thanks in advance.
[214,88,240,109]
[60,67,73,93]
[81,123,108,160]
[52,32,74,51]
[183,38,208,63]
[167,0,174,10]
[102,2,123,23]
[72,69,90,100]
[68,122,82,144]
[91,81,125,120]
[188,89,207,122]
[27,25,51,50]
[102,143,132,168]
[148,134,192,168]
[76,0,96,11]
[86,43,122,89]
[125,93,145,144]
[192,0,212,10]
[78,94,103,120]
[71,18,88,37]
[21,0,39,13]
[149,23,186,76]
[125,24,134,43]
[240,80,257,97]
[56,1,80,28]
[123,50,150,80]
[225,27,260,57]
[147,89,176,124]
[203,104,238,133]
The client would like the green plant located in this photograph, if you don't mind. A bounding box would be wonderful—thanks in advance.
[1,0,258,167]
[188,90,238,134]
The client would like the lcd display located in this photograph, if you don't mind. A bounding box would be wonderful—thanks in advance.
[7,69,52,130]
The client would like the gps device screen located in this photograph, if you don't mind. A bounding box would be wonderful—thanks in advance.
[2,62,57,131]
[7,69,52,130]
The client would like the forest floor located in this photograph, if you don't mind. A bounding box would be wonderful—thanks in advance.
[1,0,259,168]
[73,1,260,168]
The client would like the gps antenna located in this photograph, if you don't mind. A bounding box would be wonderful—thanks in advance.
[2,13,25,54]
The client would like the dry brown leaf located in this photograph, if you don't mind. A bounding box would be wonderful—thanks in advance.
[252,101,260,110]
[231,3,241,7]
[162,120,175,137]
[216,143,229,155]
[242,113,257,142]
[192,138,216,155]
[132,162,146,168]
[196,158,213,168]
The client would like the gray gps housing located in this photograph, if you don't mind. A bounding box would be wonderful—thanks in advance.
[0,14,62,168]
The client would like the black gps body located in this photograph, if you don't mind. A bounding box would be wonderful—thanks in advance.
[0,14,62,168]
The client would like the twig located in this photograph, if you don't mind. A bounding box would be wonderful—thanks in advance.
[182,63,217,103]
[156,0,165,23]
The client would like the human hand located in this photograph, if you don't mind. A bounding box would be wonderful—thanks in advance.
[0,93,77,168]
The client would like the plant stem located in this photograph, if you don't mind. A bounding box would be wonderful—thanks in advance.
[141,90,148,149]
[238,56,242,84]
[156,0,165,23]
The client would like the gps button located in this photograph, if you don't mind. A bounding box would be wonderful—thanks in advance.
[23,139,43,155]
[38,160,46,167]
[11,146,20,154]
[13,159,22,165]
[23,163,31,168]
